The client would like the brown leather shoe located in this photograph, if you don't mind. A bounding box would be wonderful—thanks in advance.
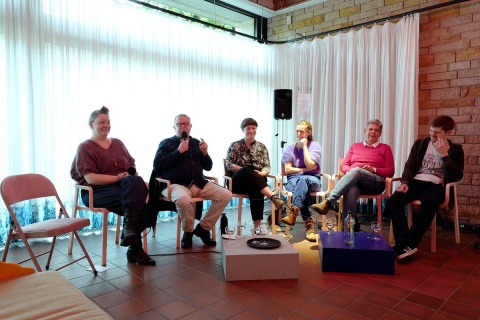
[281,206,299,226]
[311,200,332,215]
[305,219,316,242]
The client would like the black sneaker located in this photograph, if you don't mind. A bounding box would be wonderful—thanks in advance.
[395,245,418,260]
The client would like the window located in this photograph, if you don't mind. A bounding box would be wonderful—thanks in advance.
[142,0,260,39]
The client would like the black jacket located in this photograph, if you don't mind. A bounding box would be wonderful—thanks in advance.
[400,137,464,208]
[153,135,213,193]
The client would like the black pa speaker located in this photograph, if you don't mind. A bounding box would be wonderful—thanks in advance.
[274,89,292,120]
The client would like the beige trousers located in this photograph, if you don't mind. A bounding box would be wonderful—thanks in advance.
[162,181,232,232]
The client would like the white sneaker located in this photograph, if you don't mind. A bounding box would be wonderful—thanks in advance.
[396,246,418,260]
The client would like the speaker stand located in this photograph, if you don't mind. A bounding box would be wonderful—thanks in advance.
[276,119,288,173]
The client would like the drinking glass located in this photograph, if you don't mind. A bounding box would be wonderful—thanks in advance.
[371,222,381,240]
[236,221,246,238]
[259,222,270,246]
[251,225,261,245]
[225,225,236,244]
[325,217,335,235]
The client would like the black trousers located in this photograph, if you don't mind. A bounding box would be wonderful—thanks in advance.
[231,167,268,221]
[81,175,149,233]
[386,179,445,248]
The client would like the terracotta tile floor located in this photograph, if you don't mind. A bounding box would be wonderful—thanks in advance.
[3,206,480,320]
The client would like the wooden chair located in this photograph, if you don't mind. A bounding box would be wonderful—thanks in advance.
[279,163,333,237]
[1,174,97,274]
[68,184,148,267]
[334,158,393,233]
[388,178,460,253]
[157,176,218,249]
[222,159,279,235]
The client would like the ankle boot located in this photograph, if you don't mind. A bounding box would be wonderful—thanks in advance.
[120,208,139,247]
[305,219,316,242]
[311,200,332,215]
[281,206,299,226]
[127,242,156,265]
[267,209,282,226]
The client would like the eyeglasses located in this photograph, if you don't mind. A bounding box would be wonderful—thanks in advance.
[176,122,190,127]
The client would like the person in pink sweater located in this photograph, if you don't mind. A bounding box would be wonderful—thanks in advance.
[311,119,394,231]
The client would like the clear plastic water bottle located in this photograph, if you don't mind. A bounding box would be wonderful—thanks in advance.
[344,211,355,245]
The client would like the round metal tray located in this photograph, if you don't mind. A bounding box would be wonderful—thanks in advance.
[246,238,281,249]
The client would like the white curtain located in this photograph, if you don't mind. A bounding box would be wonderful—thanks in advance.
[272,15,419,179]
[0,0,418,244]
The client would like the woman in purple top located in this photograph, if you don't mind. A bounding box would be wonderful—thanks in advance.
[71,106,155,265]
[311,119,394,231]
[281,120,323,242]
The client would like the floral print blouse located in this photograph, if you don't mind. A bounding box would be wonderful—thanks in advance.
[226,139,271,176]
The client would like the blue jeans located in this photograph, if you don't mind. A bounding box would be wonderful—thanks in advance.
[285,174,321,221]
[327,167,385,218]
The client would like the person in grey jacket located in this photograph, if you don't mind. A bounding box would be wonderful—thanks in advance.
[386,115,464,260]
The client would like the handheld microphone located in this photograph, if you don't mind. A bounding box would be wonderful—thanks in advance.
[181,131,187,141]
[127,167,136,176]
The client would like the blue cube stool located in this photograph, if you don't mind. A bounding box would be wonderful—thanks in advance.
[318,231,395,275]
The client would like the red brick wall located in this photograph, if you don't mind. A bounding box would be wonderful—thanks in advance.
[268,0,480,224]
[419,0,480,224]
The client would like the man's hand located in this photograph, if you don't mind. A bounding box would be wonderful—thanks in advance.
[199,138,208,156]
[362,165,375,173]
[396,184,408,193]
[433,137,450,157]
[178,140,189,154]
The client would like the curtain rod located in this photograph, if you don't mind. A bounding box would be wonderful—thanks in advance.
[128,0,472,44]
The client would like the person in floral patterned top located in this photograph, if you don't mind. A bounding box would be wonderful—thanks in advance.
[226,118,284,227]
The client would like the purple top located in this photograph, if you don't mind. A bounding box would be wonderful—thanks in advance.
[281,141,322,175]
[70,138,135,185]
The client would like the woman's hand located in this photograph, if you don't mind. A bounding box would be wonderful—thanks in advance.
[117,172,128,181]
[85,172,127,185]
[255,170,268,177]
